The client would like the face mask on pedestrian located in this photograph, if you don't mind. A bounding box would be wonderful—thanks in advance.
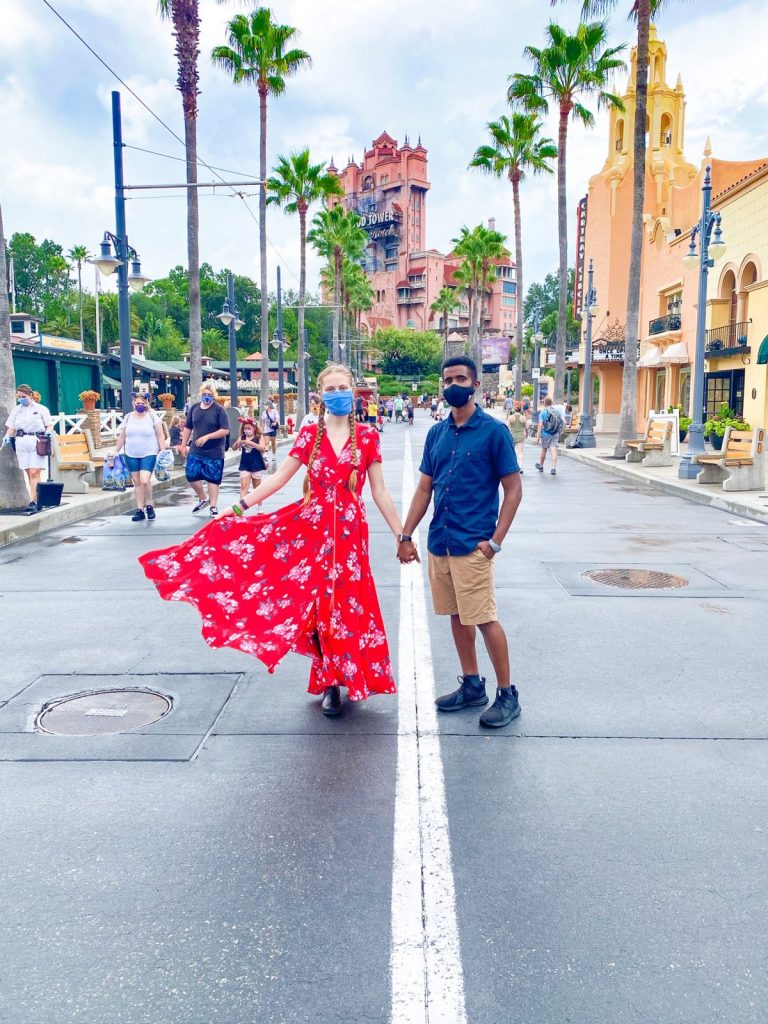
[442,383,476,408]
[17,396,30,406]
[323,390,354,416]
[134,402,147,413]
[200,394,214,406]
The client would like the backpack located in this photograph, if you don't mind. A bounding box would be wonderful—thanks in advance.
[543,409,563,435]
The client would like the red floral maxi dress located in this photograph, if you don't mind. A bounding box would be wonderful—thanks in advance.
[139,424,396,702]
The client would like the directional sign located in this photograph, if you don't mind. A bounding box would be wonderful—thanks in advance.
[531,368,541,379]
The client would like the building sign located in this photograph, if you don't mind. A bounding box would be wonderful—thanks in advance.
[481,336,512,366]
[39,334,84,352]
[573,195,588,319]
[358,209,401,242]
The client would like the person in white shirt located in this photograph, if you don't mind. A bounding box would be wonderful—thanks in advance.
[3,384,53,509]
[114,394,167,521]
[299,395,321,430]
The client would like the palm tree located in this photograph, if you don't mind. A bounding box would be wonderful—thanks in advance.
[0,202,31,508]
[157,0,206,397]
[509,21,625,400]
[452,224,508,371]
[212,9,311,411]
[431,286,461,359]
[266,148,342,421]
[308,205,367,364]
[470,113,556,400]
[565,0,669,454]
[67,244,90,346]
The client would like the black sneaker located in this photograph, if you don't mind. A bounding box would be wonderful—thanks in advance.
[192,498,210,513]
[145,504,156,520]
[479,687,521,729]
[536,463,544,473]
[435,676,488,712]
[131,508,146,522]
[550,468,557,476]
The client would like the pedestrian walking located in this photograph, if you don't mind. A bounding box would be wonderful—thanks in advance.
[114,393,167,522]
[355,393,365,423]
[397,356,523,729]
[394,395,404,423]
[299,394,321,430]
[386,398,394,422]
[169,415,184,463]
[430,396,438,418]
[261,400,280,461]
[506,403,527,473]
[232,416,267,508]
[2,384,53,511]
[181,383,230,517]
[535,397,564,475]
[367,395,378,428]
[140,364,405,718]
[406,398,415,426]
[435,397,445,421]
[503,393,515,414]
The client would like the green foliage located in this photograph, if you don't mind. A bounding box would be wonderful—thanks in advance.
[704,403,750,438]
[521,383,534,397]
[524,269,580,347]
[372,327,443,377]
[8,233,71,315]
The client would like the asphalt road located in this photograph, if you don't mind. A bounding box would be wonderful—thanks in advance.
[1,410,767,1024]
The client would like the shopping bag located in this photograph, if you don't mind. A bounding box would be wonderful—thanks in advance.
[154,448,174,482]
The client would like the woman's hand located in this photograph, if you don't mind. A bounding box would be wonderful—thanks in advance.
[215,506,238,520]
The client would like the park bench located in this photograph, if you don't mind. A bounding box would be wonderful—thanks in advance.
[51,432,105,493]
[694,427,765,491]
[624,418,673,467]
[561,413,581,444]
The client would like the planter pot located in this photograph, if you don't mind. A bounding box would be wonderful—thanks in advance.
[81,399,97,412]
[160,399,174,411]
[709,432,724,451]
[679,429,688,444]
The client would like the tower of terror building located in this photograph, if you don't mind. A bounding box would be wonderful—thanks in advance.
[328,132,518,339]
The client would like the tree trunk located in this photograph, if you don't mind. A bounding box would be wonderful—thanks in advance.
[332,248,341,363]
[258,82,270,411]
[296,205,307,423]
[443,313,449,362]
[185,113,202,398]
[512,172,524,401]
[554,102,570,402]
[0,203,32,509]
[77,261,85,348]
[614,2,650,456]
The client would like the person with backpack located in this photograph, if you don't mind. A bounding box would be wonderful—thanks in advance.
[114,393,167,521]
[261,401,280,462]
[535,396,564,476]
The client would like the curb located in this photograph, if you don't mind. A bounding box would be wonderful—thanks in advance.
[0,442,290,548]
[561,446,768,526]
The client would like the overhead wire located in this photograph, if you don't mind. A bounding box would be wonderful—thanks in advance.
[40,0,302,285]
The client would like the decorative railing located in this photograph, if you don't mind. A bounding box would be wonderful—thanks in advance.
[648,313,682,335]
[704,322,750,350]
[50,410,125,435]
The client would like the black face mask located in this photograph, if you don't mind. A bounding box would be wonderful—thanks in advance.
[443,384,475,408]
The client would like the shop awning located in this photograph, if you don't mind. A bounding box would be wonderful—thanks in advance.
[103,374,121,389]
[638,346,662,368]
[661,342,689,364]
[758,335,768,365]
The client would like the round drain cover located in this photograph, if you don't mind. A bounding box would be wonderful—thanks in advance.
[583,568,689,590]
[37,689,172,736]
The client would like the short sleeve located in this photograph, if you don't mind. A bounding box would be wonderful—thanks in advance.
[288,424,317,465]
[492,423,520,476]
[185,407,194,430]
[419,428,435,478]
[361,427,382,468]
[217,406,230,430]
[5,408,16,429]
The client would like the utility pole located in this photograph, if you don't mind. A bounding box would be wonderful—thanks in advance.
[111,91,133,414]
[276,265,285,425]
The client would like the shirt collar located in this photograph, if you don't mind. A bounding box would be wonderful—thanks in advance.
[447,404,484,430]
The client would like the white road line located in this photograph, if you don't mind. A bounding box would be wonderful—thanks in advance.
[390,430,467,1024]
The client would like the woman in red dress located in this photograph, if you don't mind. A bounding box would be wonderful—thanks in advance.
[139,365,406,717]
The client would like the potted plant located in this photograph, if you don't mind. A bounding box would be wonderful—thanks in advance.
[79,389,101,411]
[705,404,750,451]
[668,404,691,443]
[157,392,175,410]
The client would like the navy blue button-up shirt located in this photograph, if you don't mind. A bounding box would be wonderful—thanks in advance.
[419,406,520,556]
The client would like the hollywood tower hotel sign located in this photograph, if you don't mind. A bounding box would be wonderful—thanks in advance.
[328,132,518,336]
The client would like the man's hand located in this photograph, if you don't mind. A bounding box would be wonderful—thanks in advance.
[476,541,495,561]
[180,445,189,458]
[397,539,420,564]
[194,434,209,447]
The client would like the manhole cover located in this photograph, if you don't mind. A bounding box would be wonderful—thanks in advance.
[583,568,689,590]
[36,689,172,736]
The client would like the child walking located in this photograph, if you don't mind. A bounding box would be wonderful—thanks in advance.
[232,417,267,508]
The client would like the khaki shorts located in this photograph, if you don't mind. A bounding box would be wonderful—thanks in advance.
[428,550,497,626]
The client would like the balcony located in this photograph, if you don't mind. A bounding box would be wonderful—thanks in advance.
[648,313,682,336]
[704,321,751,358]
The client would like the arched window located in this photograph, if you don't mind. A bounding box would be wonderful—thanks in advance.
[660,113,672,147]
[720,269,737,322]
[615,117,624,152]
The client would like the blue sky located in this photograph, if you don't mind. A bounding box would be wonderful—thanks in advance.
[2,0,767,305]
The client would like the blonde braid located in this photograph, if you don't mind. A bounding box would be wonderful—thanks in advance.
[302,407,327,504]
[348,410,358,495]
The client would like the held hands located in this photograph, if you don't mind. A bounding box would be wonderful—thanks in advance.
[397,539,420,565]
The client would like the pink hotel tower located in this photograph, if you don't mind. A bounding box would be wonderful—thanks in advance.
[328,132,518,341]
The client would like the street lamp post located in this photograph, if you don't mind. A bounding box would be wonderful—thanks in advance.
[303,328,310,410]
[531,307,543,419]
[89,92,150,413]
[679,165,726,479]
[273,265,286,425]
[217,271,244,435]
[575,258,599,448]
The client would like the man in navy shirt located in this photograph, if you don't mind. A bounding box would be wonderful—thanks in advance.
[397,357,523,728]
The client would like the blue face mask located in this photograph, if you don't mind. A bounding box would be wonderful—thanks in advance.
[134,403,147,413]
[18,397,30,406]
[323,390,353,416]
[201,395,214,406]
